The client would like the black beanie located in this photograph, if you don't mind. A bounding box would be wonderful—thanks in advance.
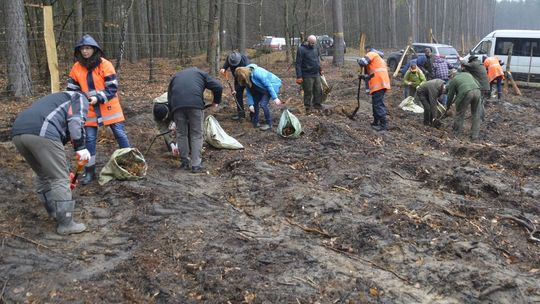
[153,103,169,121]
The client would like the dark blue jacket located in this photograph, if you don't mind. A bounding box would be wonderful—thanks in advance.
[168,68,223,112]
[295,44,321,78]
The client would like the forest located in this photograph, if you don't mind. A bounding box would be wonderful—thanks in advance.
[2,0,540,97]
[1,0,539,303]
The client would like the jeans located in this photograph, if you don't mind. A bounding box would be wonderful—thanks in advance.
[85,122,130,165]
[252,94,272,126]
[234,80,246,115]
[372,89,387,127]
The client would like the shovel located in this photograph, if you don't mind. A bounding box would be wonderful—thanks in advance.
[144,129,172,155]
[347,74,363,120]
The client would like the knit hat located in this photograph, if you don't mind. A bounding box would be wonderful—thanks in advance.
[153,103,169,121]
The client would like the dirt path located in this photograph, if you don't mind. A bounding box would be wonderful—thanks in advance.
[1,59,539,303]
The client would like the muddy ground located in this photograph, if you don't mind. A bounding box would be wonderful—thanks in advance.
[0,53,539,303]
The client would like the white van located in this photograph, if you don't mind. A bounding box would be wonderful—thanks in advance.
[465,30,540,85]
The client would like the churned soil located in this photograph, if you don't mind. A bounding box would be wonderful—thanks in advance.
[0,53,539,303]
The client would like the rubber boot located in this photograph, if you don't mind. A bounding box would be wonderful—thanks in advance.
[497,92,502,100]
[81,165,95,185]
[55,200,86,235]
[38,191,56,219]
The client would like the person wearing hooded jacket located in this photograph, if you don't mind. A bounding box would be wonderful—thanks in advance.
[67,34,130,185]
[235,64,283,131]
[11,91,90,235]
[220,51,249,120]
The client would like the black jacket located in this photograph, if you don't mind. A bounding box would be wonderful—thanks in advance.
[295,43,321,78]
[11,91,89,150]
[167,68,223,112]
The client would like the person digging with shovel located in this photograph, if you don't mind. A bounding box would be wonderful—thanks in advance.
[11,91,90,235]
[220,51,250,121]
[357,46,392,131]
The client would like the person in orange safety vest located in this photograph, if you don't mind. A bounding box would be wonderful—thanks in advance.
[67,34,130,185]
[483,56,505,100]
[357,46,392,131]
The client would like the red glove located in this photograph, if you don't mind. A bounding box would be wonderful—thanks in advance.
[69,171,77,190]
[296,78,303,85]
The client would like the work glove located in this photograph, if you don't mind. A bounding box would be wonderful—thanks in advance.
[169,122,176,131]
[249,105,255,113]
[76,149,91,161]
[170,143,179,157]
[220,68,226,75]
[231,90,237,96]
[274,98,283,106]
[295,78,303,85]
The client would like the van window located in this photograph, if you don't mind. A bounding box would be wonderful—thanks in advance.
[521,39,540,57]
[495,38,521,56]
[495,38,540,57]
[473,40,492,55]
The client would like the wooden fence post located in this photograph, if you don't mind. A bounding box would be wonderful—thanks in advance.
[43,6,60,93]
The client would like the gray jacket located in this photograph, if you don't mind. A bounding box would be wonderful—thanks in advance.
[11,91,89,150]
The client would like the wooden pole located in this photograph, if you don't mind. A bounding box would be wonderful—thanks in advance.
[461,34,465,56]
[393,45,410,78]
[43,6,60,93]
[429,28,433,43]
[505,46,522,96]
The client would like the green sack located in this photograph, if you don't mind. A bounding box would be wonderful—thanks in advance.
[204,115,244,149]
[98,148,147,185]
[277,109,303,138]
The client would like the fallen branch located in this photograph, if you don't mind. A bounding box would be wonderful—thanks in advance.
[500,214,540,244]
[391,170,422,182]
[285,218,333,238]
[0,277,8,303]
[478,281,517,299]
[0,231,51,250]
[322,244,412,285]
[293,276,318,289]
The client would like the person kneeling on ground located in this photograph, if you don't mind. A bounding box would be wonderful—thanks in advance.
[235,64,283,131]
[11,91,90,235]
[168,67,222,173]
[152,92,178,157]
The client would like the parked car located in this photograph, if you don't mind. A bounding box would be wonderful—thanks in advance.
[386,43,460,75]
[253,36,286,51]
[317,35,346,56]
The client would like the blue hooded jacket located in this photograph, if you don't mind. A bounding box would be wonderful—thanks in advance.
[245,64,282,106]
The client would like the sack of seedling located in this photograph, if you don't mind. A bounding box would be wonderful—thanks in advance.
[277,109,303,138]
[99,148,147,185]
[204,115,244,149]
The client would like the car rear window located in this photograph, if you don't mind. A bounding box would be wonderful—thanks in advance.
[438,47,459,56]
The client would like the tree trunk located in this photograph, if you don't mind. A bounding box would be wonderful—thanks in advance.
[237,0,246,52]
[331,0,344,66]
[4,0,32,96]
[75,0,83,38]
[207,0,220,75]
[127,1,137,63]
[146,0,156,82]
[115,0,135,76]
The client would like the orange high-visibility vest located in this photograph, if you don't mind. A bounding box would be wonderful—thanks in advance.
[366,51,391,94]
[483,56,505,83]
[68,58,125,127]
